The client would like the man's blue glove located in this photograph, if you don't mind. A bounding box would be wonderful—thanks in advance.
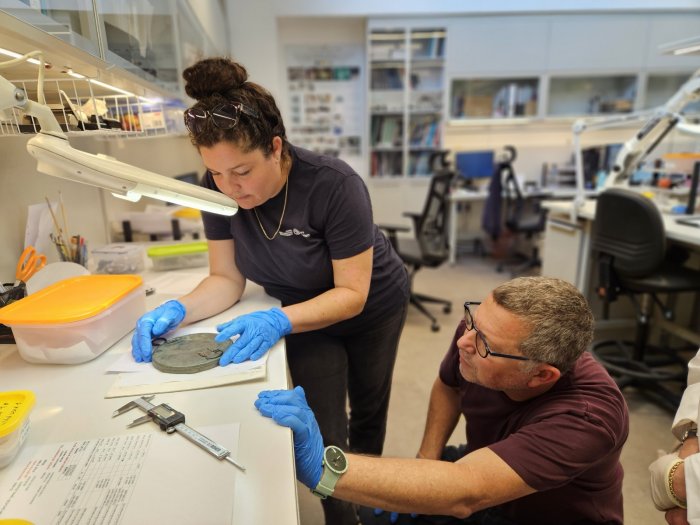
[131,300,186,363]
[255,386,324,489]
[215,307,291,365]
[373,508,417,523]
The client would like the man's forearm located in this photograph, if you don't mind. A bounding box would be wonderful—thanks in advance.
[335,455,477,518]
[418,377,462,459]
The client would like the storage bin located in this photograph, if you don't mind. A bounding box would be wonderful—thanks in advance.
[91,243,145,274]
[0,275,145,364]
[147,241,209,271]
[0,390,35,469]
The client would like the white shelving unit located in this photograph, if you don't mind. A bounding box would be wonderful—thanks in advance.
[368,25,446,177]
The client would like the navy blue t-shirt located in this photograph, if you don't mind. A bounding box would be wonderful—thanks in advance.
[201,145,409,335]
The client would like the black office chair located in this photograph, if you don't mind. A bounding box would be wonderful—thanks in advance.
[380,165,454,332]
[591,188,700,411]
[494,147,548,275]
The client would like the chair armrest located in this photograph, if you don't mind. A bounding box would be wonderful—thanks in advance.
[377,223,411,250]
[402,212,422,231]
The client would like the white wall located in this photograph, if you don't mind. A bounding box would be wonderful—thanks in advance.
[0,134,204,278]
[254,7,700,225]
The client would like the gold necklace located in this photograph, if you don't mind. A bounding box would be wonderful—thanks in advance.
[253,177,288,240]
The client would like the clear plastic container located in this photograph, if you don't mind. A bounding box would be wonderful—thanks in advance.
[0,275,145,364]
[0,391,35,469]
[147,241,209,271]
[91,243,145,274]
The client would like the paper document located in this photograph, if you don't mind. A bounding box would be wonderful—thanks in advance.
[105,326,268,398]
[0,424,239,524]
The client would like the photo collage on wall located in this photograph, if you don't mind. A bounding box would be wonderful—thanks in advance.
[285,45,364,174]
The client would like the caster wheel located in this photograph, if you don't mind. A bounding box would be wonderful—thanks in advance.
[431,324,440,332]
[443,305,452,314]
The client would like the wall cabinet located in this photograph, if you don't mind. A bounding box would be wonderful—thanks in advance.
[448,71,699,123]
[369,25,445,177]
[1,0,224,98]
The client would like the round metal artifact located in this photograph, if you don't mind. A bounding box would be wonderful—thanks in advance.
[151,333,229,374]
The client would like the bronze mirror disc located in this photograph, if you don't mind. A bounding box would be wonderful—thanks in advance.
[152,333,229,374]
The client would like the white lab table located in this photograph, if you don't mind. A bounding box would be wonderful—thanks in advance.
[0,269,299,524]
[541,198,700,293]
[448,187,598,265]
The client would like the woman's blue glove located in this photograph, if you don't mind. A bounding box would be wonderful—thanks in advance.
[215,307,291,365]
[255,386,324,489]
[131,300,186,362]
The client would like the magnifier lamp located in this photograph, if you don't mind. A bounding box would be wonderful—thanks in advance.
[0,73,237,216]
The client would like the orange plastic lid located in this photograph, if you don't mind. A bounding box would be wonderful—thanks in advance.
[0,275,142,325]
[663,152,700,159]
[0,390,35,438]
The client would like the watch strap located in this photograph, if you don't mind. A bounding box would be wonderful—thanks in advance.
[311,464,338,499]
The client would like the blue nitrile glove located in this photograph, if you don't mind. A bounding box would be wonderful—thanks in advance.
[373,508,417,523]
[215,307,292,365]
[255,386,324,489]
[131,300,186,363]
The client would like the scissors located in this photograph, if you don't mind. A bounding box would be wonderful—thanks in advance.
[15,246,47,285]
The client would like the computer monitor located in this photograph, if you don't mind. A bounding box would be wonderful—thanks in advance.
[455,150,495,180]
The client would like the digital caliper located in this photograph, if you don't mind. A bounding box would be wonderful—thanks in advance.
[113,395,245,472]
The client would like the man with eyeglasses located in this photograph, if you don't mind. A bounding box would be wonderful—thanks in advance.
[256,276,629,525]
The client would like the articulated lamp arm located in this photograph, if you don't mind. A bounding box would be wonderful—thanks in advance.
[606,69,700,189]
[0,73,238,216]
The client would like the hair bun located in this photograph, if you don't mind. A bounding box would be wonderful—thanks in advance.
[183,57,248,100]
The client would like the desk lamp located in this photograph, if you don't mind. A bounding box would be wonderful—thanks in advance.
[0,68,237,216]
[570,68,700,219]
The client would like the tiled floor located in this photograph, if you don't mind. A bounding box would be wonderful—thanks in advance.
[298,257,677,525]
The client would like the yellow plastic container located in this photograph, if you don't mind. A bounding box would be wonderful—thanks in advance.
[0,391,35,469]
[0,275,145,364]
[147,241,209,271]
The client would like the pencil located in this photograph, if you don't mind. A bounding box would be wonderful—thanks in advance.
[59,191,71,256]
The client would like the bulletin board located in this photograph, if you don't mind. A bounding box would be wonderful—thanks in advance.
[284,45,364,175]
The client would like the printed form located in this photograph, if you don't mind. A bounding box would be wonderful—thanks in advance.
[0,424,239,524]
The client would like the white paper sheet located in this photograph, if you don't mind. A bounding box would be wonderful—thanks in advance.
[105,326,269,398]
[0,424,240,524]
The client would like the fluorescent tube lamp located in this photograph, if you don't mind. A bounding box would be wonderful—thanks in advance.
[659,35,700,56]
[0,73,237,216]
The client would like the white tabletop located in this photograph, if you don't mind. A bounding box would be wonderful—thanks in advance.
[543,198,700,247]
[0,271,299,524]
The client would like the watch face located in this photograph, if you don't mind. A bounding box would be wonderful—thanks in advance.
[325,446,348,474]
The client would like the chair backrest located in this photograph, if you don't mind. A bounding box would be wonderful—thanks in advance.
[416,170,454,260]
[592,188,666,277]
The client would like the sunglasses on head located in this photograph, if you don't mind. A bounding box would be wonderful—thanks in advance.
[183,102,258,134]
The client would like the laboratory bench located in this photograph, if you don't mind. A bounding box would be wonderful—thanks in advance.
[0,267,299,524]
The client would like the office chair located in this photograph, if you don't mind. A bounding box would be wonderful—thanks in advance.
[591,188,700,412]
[493,146,548,275]
[380,162,453,332]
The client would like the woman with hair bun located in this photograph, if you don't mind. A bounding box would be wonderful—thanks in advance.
[131,57,409,525]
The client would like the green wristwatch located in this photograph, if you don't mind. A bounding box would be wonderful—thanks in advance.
[311,445,348,499]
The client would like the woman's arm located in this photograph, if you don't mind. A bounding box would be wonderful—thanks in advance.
[177,239,247,324]
[282,246,373,333]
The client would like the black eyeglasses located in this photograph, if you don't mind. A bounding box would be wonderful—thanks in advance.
[184,102,258,134]
[463,302,530,361]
